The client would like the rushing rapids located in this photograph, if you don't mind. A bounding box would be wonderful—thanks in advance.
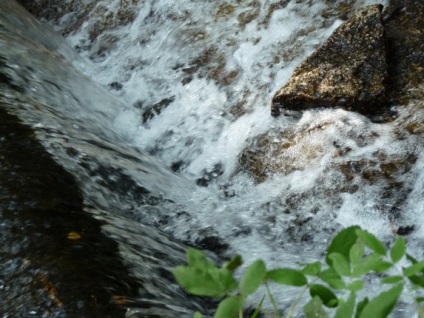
[2,0,424,316]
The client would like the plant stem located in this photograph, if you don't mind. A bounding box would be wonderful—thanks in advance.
[265,281,282,318]
[286,284,309,318]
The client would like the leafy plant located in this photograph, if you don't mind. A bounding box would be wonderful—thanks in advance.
[174,226,424,318]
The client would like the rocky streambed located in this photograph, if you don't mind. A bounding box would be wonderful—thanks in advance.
[241,1,424,239]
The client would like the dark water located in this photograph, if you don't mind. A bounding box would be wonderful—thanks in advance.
[0,107,139,317]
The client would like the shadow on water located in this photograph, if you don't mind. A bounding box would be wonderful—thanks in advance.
[0,106,140,317]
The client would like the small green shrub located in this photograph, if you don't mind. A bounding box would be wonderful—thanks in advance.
[174,226,424,318]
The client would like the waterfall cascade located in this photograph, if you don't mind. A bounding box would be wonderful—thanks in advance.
[2,0,424,316]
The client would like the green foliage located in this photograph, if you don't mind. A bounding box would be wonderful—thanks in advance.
[390,237,406,263]
[358,284,403,318]
[174,227,424,318]
[173,248,237,298]
[251,295,265,318]
[355,297,369,318]
[334,292,355,318]
[355,229,386,255]
[309,284,338,308]
[304,296,328,318]
[267,268,307,286]
[326,226,360,265]
[239,260,266,296]
[302,261,321,276]
[319,268,345,289]
[214,296,243,318]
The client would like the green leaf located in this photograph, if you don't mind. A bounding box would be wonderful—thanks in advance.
[381,276,404,284]
[407,253,418,264]
[303,296,329,318]
[359,284,403,318]
[349,241,365,264]
[223,255,243,272]
[310,284,338,308]
[390,237,406,263]
[267,268,308,286]
[319,268,346,290]
[174,250,238,298]
[374,261,394,273]
[416,297,424,303]
[403,261,424,277]
[239,260,266,296]
[347,280,364,292]
[174,265,237,297]
[352,253,387,277]
[302,262,322,276]
[217,268,239,293]
[335,292,356,318]
[187,248,212,268]
[174,266,214,297]
[356,229,386,255]
[213,296,243,318]
[251,295,265,318]
[408,274,424,287]
[326,226,360,266]
[194,312,202,318]
[355,298,369,318]
[329,253,351,276]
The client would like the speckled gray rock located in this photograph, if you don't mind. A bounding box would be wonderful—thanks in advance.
[271,5,387,116]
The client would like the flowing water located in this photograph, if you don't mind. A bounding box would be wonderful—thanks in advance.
[3,0,424,316]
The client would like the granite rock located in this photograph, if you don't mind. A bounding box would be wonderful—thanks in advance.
[271,5,387,117]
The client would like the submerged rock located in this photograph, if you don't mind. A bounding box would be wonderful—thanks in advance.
[17,0,138,41]
[271,5,387,116]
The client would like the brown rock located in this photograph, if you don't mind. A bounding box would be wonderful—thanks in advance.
[384,0,424,105]
[271,5,387,116]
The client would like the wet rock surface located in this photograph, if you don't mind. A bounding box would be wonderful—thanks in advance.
[272,1,424,117]
[271,5,387,117]
[384,0,424,105]
[17,0,138,41]
[0,0,82,63]
[0,106,213,316]
[0,107,139,317]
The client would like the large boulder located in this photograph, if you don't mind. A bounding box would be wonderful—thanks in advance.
[271,5,387,117]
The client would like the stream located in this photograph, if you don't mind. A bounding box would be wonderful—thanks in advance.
[2,0,424,317]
